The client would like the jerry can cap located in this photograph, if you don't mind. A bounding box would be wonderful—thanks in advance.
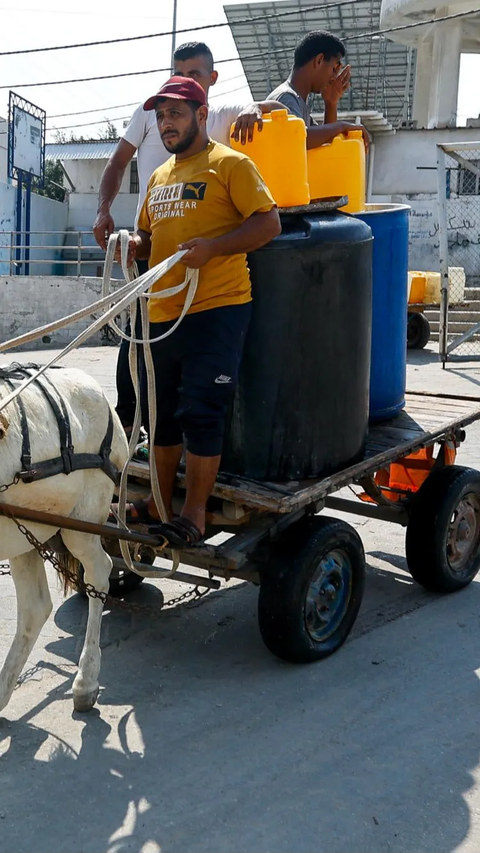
[270,108,289,122]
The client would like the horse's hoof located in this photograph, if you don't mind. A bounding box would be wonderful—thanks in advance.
[73,687,99,713]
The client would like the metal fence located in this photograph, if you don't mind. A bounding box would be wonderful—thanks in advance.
[437,143,480,362]
[0,230,109,278]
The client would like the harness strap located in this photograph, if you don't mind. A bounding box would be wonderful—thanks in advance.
[31,371,74,475]
[4,377,33,478]
[0,363,119,487]
[17,452,119,486]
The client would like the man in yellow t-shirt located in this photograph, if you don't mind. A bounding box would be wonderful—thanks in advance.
[122,76,280,547]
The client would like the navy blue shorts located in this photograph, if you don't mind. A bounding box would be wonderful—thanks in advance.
[140,303,251,457]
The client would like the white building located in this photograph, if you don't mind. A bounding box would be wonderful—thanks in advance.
[45,141,138,233]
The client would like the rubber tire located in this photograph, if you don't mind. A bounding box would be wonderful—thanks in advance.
[258,516,366,663]
[407,312,431,349]
[406,465,480,592]
[76,564,146,597]
[107,566,146,596]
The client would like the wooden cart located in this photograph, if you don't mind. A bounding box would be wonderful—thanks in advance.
[108,390,480,662]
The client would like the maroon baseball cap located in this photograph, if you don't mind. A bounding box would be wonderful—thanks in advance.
[143,76,207,111]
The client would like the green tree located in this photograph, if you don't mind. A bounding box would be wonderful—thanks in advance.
[53,119,119,144]
[37,120,120,202]
[97,119,120,141]
[35,159,66,202]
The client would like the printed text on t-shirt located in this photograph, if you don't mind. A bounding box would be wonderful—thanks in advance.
[148,181,207,221]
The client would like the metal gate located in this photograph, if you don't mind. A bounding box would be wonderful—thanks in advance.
[437,142,480,362]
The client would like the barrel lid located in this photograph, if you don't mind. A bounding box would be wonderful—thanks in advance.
[278,196,348,215]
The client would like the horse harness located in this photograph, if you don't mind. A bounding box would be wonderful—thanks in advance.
[0,363,119,486]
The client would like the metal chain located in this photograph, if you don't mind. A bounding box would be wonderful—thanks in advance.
[0,498,212,613]
[2,505,110,601]
[162,584,211,609]
[0,478,15,576]
[0,474,19,493]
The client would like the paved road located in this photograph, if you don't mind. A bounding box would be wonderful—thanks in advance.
[1,344,480,853]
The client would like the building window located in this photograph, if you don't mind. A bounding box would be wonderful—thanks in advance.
[448,163,480,196]
[459,165,479,195]
[130,160,139,194]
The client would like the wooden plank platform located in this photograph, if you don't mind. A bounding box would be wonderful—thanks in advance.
[128,391,480,516]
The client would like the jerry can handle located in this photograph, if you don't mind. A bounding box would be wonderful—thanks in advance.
[270,108,289,122]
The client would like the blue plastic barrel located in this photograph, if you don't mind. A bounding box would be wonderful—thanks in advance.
[356,204,410,421]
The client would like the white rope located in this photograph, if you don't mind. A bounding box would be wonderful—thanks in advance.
[110,230,198,577]
[0,234,197,413]
[102,230,199,345]
[0,229,200,577]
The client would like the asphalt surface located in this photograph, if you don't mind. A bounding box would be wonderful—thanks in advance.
[1,343,480,853]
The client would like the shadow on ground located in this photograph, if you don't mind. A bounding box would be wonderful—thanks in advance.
[2,558,480,853]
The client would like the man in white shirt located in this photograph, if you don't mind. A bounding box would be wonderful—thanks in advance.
[94,40,284,247]
[93,40,281,434]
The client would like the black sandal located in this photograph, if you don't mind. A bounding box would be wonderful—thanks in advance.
[149,516,203,548]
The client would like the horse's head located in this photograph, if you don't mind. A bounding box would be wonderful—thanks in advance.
[0,411,9,439]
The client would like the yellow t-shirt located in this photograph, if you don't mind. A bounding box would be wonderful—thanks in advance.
[137,140,276,322]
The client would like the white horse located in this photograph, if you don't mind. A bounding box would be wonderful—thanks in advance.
[0,365,128,713]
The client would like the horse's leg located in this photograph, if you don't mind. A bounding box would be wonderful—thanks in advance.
[0,550,52,713]
[60,530,111,713]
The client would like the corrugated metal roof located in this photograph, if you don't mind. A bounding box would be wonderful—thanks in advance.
[313,109,394,134]
[45,141,123,161]
[223,0,415,127]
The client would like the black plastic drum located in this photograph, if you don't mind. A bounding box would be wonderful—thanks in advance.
[222,211,373,481]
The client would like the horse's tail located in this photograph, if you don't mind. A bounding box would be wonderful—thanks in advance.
[53,551,83,596]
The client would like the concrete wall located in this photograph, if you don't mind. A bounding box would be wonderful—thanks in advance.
[0,181,68,275]
[370,127,480,273]
[67,190,137,232]
[0,275,123,350]
[63,159,137,231]
[64,159,131,194]
[372,127,480,196]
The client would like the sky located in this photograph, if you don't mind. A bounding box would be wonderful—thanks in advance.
[0,0,479,141]
[0,0,260,142]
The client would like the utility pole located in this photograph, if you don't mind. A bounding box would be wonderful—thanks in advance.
[171,0,178,72]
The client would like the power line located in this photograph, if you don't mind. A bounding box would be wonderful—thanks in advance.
[45,83,251,132]
[0,81,257,135]
[0,0,373,57]
[0,51,279,90]
[343,5,480,40]
[49,102,139,119]
[0,63,179,90]
[47,115,131,132]
[47,73,247,119]
[2,7,479,92]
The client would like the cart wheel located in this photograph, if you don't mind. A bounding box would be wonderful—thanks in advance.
[406,465,480,592]
[108,564,146,596]
[258,516,365,663]
[76,564,146,597]
[407,312,430,349]
[76,545,155,598]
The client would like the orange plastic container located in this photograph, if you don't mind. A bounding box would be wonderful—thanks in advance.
[230,109,309,208]
[408,272,427,304]
[307,130,366,213]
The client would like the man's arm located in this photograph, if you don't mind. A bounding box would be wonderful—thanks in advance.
[177,208,281,269]
[93,138,137,249]
[232,99,299,144]
[307,122,370,151]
